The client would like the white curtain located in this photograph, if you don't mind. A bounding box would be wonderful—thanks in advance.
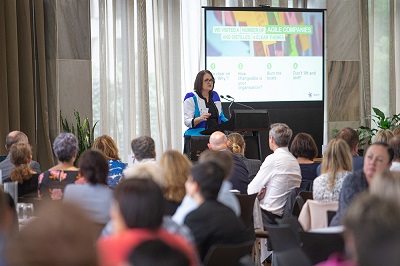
[91,0,182,161]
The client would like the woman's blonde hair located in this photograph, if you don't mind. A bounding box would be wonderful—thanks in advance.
[227,133,245,155]
[321,138,353,189]
[10,143,33,184]
[93,135,120,160]
[370,170,400,204]
[159,150,192,203]
[374,129,394,144]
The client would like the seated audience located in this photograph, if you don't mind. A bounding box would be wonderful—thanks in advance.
[9,143,39,198]
[38,133,82,200]
[97,178,198,266]
[227,132,261,182]
[330,142,393,226]
[159,150,191,216]
[313,139,353,202]
[290,132,320,190]
[373,129,394,143]
[393,127,400,136]
[172,150,241,225]
[5,203,98,265]
[389,135,400,172]
[127,239,190,266]
[93,135,127,188]
[317,127,363,175]
[63,149,113,225]
[131,136,157,164]
[208,131,249,194]
[0,131,41,182]
[184,161,246,260]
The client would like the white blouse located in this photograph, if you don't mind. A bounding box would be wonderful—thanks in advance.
[313,171,352,203]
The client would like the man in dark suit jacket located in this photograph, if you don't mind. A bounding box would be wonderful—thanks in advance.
[184,161,246,260]
[0,131,41,182]
[207,131,249,194]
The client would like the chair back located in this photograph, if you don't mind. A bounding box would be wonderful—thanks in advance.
[203,240,254,266]
[235,193,257,240]
[298,200,338,231]
[274,247,313,266]
[264,224,302,252]
[276,217,304,233]
[292,191,313,217]
[300,231,345,265]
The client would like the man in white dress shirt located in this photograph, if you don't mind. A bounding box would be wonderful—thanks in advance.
[248,123,301,228]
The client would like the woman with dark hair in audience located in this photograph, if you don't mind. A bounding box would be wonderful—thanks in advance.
[97,178,198,266]
[290,132,320,191]
[93,135,126,188]
[9,143,39,198]
[227,132,262,182]
[313,139,352,202]
[63,149,113,225]
[38,133,82,200]
[159,150,192,215]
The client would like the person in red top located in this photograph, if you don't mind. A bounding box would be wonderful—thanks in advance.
[97,178,199,266]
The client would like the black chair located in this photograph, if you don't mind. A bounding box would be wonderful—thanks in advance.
[276,217,304,233]
[300,231,345,265]
[327,210,337,225]
[264,224,302,252]
[292,191,313,217]
[274,247,313,266]
[235,193,257,240]
[203,240,254,266]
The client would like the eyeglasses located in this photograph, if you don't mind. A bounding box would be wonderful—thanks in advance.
[203,79,215,84]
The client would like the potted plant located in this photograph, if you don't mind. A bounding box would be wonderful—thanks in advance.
[358,107,400,146]
[60,110,98,165]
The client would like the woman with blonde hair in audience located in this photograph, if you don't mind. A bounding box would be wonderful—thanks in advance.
[227,132,261,182]
[370,170,400,204]
[9,143,39,198]
[290,132,320,191]
[38,133,81,200]
[374,129,394,143]
[313,139,353,202]
[159,150,192,216]
[93,135,126,188]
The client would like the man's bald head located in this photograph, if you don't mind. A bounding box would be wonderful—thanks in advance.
[208,131,228,151]
[5,131,29,152]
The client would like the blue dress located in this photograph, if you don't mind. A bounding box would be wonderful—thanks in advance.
[107,159,127,188]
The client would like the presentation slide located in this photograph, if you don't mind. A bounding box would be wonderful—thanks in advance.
[205,9,324,102]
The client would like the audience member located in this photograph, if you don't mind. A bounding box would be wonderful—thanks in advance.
[5,203,99,265]
[369,170,400,204]
[9,143,39,198]
[227,132,262,182]
[63,149,113,225]
[184,162,246,260]
[172,149,241,225]
[127,239,190,266]
[317,127,363,175]
[389,135,400,172]
[101,163,194,244]
[159,150,192,216]
[131,136,157,164]
[313,139,353,202]
[0,131,41,182]
[93,135,127,188]
[344,193,400,266]
[0,191,15,265]
[330,142,393,225]
[248,123,301,227]
[38,133,81,200]
[373,129,394,143]
[290,132,320,190]
[97,178,198,266]
[208,131,249,194]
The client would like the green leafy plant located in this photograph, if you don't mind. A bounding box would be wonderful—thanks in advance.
[60,110,98,165]
[358,107,400,146]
